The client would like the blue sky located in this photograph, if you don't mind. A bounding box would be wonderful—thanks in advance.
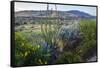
[15,2,96,16]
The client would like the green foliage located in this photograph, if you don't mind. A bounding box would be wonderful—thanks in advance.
[15,32,52,66]
[15,32,33,66]
[55,52,81,64]
[76,19,96,59]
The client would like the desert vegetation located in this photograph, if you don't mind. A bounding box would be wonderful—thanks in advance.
[14,17,97,66]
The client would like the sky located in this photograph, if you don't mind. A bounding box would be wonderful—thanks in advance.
[15,2,97,16]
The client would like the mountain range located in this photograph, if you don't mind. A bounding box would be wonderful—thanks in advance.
[15,10,96,19]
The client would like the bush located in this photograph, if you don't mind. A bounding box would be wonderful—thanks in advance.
[76,19,97,61]
[15,32,52,66]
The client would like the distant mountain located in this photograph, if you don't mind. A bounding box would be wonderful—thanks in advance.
[67,10,96,18]
[15,10,96,19]
[15,10,78,18]
[15,10,96,25]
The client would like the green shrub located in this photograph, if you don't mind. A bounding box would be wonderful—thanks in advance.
[76,19,96,60]
[15,32,52,66]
